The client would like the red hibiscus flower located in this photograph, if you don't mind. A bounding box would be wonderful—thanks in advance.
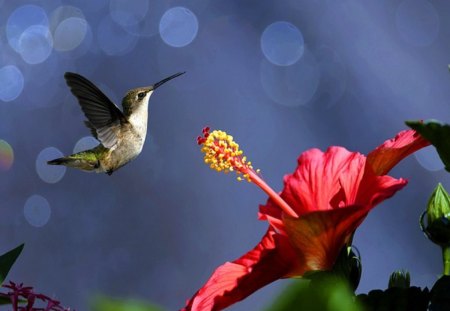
[184,128,429,311]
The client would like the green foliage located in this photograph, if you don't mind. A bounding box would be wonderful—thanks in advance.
[91,295,165,311]
[264,279,309,311]
[0,244,24,284]
[357,287,430,311]
[406,120,450,172]
[266,275,364,311]
[266,245,364,311]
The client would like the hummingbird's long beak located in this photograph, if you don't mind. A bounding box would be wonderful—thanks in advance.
[153,72,186,90]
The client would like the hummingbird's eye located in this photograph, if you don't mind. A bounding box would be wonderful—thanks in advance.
[137,92,146,99]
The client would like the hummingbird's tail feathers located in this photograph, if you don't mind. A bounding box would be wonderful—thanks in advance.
[47,157,68,165]
[47,152,101,172]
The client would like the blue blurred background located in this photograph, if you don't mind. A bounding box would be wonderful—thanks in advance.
[0,0,449,310]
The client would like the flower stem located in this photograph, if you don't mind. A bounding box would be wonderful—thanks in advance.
[443,246,450,276]
[248,170,299,218]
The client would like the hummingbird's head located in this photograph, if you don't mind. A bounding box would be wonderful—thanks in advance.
[122,72,185,115]
[124,87,153,105]
[121,87,153,115]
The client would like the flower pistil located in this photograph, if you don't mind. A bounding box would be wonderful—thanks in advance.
[197,127,298,218]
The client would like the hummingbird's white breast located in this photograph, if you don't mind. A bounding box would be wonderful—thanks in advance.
[127,91,153,152]
[102,93,152,173]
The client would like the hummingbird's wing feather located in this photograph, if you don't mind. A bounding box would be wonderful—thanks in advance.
[84,121,98,140]
[83,121,119,150]
[64,72,126,149]
[96,126,118,149]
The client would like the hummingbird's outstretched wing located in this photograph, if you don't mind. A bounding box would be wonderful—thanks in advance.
[64,72,127,149]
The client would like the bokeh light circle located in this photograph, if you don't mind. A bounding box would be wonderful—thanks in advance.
[159,7,198,48]
[36,147,66,183]
[73,136,99,154]
[0,65,24,102]
[50,5,90,53]
[97,15,139,56]
[260,49,320,107]
[6,4,49,52]
[50,5,85,30]
[110,0,149,27]
[18,25,53,64]
[261,21,304,66]
[118,1,166,37]
[414,146,444,172]
[24,194,51,227]
[54,17,88,51]
[310,46,347,109]
[396,0,439,47]
[0,140,14,171]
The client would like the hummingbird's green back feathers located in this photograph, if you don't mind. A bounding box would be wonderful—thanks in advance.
[47,145,107,173]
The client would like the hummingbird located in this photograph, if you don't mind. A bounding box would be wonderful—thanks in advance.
[47,71,185,175]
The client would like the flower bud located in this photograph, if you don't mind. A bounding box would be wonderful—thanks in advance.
[421,183,450,246]
[388,270,410,289]
[428,183,450,224]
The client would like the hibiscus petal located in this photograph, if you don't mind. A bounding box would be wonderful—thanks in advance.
[282,172,407,275]
[355,172,408,207]
[258,201,286,235]
[366,129,430,176]
[278,147,366,216]
[282,206,370,273]
[182,227,298,311]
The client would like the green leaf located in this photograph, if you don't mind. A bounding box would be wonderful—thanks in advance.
[405,120,450,171]
[264,279,309,311]
[266,276,364,311]
[91,296,165,311]
[0,244,24,285]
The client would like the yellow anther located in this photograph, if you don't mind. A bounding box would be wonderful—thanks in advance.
[199,129,261,183]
